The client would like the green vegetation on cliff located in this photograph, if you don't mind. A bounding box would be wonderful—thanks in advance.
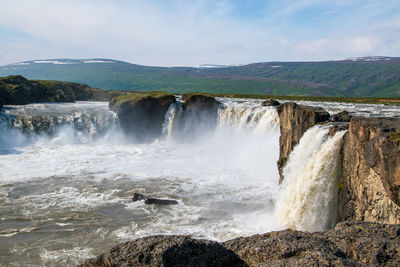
[109,91,174,111]
[0,75,108,105]
[1,57,400,97]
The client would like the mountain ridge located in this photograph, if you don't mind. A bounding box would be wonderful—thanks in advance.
[1,56,400,97]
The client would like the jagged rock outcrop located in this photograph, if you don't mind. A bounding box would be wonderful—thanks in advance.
[338,117,400,224]
[110,92,176,142]
[0,75,109,105]
[277,102,330,183]
[261,99,280,107]
[78,235,246,267]
[80,221,400,267]
[178,94,221,137]
[331,111,351,122]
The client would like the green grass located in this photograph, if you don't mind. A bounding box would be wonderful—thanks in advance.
[1,58,400,97]
[109,91,174,110]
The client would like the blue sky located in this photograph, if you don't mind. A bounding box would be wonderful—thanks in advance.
[0,0,399,66]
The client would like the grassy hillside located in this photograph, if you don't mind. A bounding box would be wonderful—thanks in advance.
[1,57,400,97]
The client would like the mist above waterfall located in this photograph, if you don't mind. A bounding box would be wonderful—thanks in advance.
[0,99,282,265]
[2,99,397,265]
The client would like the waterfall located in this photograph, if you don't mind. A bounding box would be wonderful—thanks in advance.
[218,103,279,134]
[0,102,117,150]
[3,103,116,137]
[276,125,346,232]
[161,101,182,139]
[161,101,280,139]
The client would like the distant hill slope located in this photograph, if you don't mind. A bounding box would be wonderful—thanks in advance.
[1,57,400,97]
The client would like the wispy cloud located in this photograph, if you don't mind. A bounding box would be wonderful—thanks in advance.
[0,0,399,66]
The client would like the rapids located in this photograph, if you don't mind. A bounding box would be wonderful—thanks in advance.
[0,99,281,265]
[0,98,398,265]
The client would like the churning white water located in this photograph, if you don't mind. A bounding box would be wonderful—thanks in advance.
[0,100,281,265]
[276,126,346,232]
[1,98,396,265]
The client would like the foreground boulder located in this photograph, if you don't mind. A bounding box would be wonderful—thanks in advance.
[178,94,221,137]
[80,221,400,266]
[110,92,176,142]
[339,117,400,224]
[79,235,246,267]
[277,102,330,183]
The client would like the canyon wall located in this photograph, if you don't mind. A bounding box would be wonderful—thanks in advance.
[277,102,400,224]
[338,117,400,224]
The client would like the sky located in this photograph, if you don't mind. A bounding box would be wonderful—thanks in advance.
[0,0,399,66]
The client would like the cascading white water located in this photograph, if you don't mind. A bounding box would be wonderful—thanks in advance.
[0,102,117,149]
[276,125,346,232]
[160,100,280,139]
[218,103,280,134]
[161,101,182,139]
[0,98,361,265]
[0,99,283,265]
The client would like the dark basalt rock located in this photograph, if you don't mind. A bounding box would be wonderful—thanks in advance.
[0,75,109,105]
[0,75,37,105]
[331,111,351,122]
[328,123,349,136]
[110,93,176,143]
[178,94,221,137]
[145,198,178,205]
[277,102,330,183]
[80,221,400,267]
[132,193,178,205]
[132,193,146,201]
[78,235,246,267]
[261,99,280,107]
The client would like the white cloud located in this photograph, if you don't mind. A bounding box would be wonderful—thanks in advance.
[0,0,399,66]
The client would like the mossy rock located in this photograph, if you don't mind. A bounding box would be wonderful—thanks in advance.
[109,91,175,112]
[0,75,107,105]
[390,131,400,146]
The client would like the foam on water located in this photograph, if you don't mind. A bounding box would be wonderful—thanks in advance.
[276,126,346,232]
[0,100,281,265]
[0,98,395,265]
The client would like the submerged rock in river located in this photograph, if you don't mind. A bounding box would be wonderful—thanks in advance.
[132,193,178,205]
[79,221,400,267]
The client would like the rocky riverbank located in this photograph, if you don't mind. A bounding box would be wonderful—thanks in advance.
[79,221,400,266]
